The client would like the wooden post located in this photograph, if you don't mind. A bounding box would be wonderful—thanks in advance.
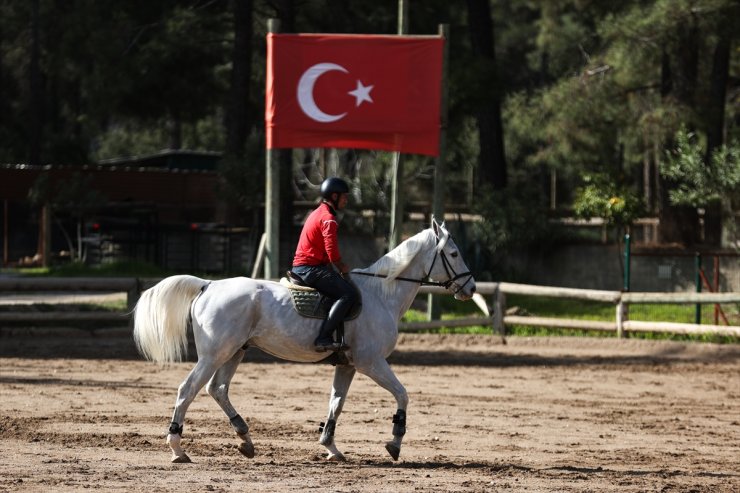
[251,232,267,278]
[127,279,140,315]
[3,200,8,267]
[264,19,280,280]
[616,300,626,338]
[40,204,51,267]
[492,283,506,337]
[427,23,450,322]
[713,255,719,325]
[550,169,557,210]
[694,252,702,325]
[623,233,631,291]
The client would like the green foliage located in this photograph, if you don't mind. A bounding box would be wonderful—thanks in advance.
[93,114,227,162]
[661,127,740,207]
[510,0,739,224]
[470,181,558,281]
[505,74,623,177]
[0,302,126,313]
[0,1,230,164]
[28,172,106,217]
[1,0,739,254]
[215,133,265,214]
[27,172,107,259]
[112,4,229,122]
[573,175,646,228]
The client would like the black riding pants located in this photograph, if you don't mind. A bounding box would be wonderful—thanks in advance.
[292,264,358,337]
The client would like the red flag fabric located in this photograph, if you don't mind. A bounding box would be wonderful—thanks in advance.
[266,33,444,156]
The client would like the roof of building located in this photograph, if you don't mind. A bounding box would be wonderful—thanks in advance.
[97,149,222,171]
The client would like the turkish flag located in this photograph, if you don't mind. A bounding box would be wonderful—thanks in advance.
[266,33,444,156]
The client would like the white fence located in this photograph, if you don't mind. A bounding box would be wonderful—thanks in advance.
[0,278,738,338]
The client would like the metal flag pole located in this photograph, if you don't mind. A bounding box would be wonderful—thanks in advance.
[388,0,409,251]
[264,18,281,279]
[427,23,449,321]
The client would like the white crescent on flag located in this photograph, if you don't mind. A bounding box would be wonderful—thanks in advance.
[296,63,374,123]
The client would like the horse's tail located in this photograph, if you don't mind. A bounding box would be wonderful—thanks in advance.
[133,275,208,364]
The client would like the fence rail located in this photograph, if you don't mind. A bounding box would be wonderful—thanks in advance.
[0,278,738,338]
[411,282,740,338]
[0,277,143,325]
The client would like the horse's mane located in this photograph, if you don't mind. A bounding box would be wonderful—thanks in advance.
[354,228,437,297]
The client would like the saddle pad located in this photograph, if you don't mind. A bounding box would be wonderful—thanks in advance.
[279,277,361,321]
[280,277,315,291]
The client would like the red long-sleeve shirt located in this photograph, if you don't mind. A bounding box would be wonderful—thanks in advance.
[292,202,342,266]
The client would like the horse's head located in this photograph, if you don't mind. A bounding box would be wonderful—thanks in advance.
[428,218,476,301]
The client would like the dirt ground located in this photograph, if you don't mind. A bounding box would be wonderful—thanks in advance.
[0,329,738,492]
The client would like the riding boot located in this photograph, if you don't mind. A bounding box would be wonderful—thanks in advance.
[314,320,338,352]
[314,301,351,352]
[336,322,349,351]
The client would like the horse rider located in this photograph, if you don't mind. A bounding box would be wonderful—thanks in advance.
[291,177,358,352]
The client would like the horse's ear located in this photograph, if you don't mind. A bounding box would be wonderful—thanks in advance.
[431,216,447,233]
[431,216,449,249]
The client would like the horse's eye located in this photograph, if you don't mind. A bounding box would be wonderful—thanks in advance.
[451,252,459,258]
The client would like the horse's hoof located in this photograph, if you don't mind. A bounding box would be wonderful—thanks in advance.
[326,452,346,462]
[171,453,192,463]
[385,442,400,461]
[238,440,255,459]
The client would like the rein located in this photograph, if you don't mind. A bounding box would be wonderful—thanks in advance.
[351,242,474,294]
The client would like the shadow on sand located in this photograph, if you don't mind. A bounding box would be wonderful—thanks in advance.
[1,328,737,369]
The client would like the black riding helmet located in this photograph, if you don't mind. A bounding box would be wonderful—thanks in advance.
[320,177,349,200]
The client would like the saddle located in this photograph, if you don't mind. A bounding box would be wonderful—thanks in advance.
[280,272,362,321]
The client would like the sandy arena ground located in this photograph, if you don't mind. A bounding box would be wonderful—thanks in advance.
[0,330,738,492]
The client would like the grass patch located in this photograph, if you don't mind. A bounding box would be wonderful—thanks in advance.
[0,302,126,312]
[8,261,174,278]
[3,260,245,279]
[401,295,493,334]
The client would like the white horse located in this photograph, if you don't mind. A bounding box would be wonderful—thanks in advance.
[133,219,476,463]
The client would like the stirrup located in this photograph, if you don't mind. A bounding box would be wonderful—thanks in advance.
[314,340,350,353]
[314,340,340,352]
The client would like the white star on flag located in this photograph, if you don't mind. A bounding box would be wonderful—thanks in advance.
[348,80,374,107]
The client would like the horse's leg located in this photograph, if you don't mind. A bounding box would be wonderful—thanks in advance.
[167,357,224,463]
[205,348,255,459]
[319,365,356,462]
[359,359,408,461]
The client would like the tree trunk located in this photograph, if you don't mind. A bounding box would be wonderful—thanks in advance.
[657,18,700,245]
[706,33,730,159]
[38,204,51,267]
[465,0,507,191]
[272,0,295,265]
[672,16,699,107]
[168,117,182,150]
[702,27,731,247]
[271,0,295,33]
[29,0,44,166]
[224,0,253,160]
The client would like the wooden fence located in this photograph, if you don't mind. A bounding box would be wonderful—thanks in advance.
[494,283,739,338]
[0,278,738,338]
